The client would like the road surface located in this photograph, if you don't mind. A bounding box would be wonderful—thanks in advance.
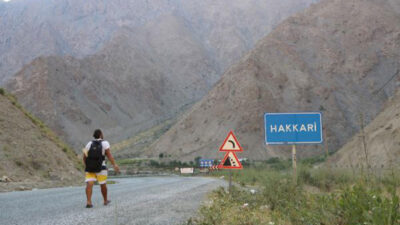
[0,176,226,225]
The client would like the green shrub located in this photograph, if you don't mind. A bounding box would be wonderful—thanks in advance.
[194,156,201,166]
[300,155,326,165]
[197,164,400,225]
[261,175,301,211]
[168,160,184,168]
[264,157,291,171]
[190,187,275,225]
[149,160,160,167]
[336,184,400,225]
[15,160,23,167]
[266,157,280,164]
[269,160,291,170]
[298,166,318,186]
[0,88,5,95]
[298,167,353,191]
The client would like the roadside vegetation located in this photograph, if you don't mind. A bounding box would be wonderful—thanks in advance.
[114,156,204,175]
[186,157,400,225]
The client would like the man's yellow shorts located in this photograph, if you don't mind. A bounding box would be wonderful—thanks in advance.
[85,170,107,184]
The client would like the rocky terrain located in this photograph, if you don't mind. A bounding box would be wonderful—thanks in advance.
[328,89,400,169]
[0,90,82,192]
[147,0,400,161]
[0,0,175,82]
[0,0,318,83]
[2,0,318,150]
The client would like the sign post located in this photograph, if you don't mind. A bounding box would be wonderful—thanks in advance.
[218,131,243,192]
[229,170,233,191]
[265,112,323,184]
[292,145,297,184]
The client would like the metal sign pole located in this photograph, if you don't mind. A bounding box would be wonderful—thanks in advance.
[292,145,297,185]
[218,131,243,192]
[229,170,232,192]
[324,128,329,159]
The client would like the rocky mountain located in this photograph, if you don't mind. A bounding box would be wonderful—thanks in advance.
[328,89,400,169]
[6,16,217,149]
[3,0,318,150]
[0,0,318,83]
[0,90,82,192]
[146,0,400,161]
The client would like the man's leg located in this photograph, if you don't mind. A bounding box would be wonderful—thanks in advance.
[98,170,109,205]
[86,181,94,206]
[100,183,108,204]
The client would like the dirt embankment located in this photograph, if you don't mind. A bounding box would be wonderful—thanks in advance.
[0,90,83,192]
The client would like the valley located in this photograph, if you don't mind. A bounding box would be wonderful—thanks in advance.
[1,0,400,224]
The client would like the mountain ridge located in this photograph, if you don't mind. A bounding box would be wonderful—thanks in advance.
[0,0,318,83]
[146,0,400,161]
[4,0,318,150]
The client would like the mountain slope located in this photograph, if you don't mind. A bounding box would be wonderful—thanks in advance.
[4,0,318,150]
[328,90,400,169]
[0,90,82,192]
[0,0,318,83]
[146,0,400,161]
[5,14,216,149]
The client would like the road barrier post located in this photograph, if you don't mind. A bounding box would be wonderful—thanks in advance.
[292,145,297,185]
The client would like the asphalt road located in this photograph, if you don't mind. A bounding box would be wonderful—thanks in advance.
[0,176,226,225]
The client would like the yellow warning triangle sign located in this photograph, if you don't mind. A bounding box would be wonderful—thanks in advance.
[219,151,243,169]
[219,131,243,152]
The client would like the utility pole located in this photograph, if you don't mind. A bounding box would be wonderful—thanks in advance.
[359,113,370,175]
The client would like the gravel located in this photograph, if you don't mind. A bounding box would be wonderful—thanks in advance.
[0,176,226,225]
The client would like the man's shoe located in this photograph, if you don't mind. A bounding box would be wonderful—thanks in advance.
[86,204,93,208]
[104,200,111,206]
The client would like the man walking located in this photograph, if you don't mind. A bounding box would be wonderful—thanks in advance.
[83,129,120,208]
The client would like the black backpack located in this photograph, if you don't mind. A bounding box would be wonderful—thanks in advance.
[85,140,104,172]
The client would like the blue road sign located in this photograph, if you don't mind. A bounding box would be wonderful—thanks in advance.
[199,159,214,168]
[264,112,323,145]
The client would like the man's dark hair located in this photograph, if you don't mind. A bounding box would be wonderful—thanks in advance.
[93,129,103,139]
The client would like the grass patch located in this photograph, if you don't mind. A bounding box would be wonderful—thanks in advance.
[186,187,276,225]
[189,161,400,225]
[106,180,116,185]
[298,166,354,191]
